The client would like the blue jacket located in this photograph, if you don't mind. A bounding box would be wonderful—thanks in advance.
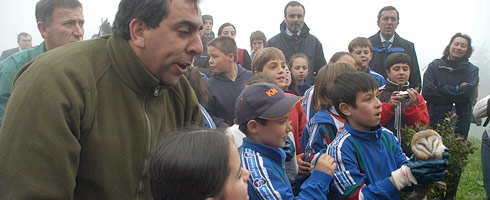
[301,110,337,158]
[366,66,386,88]
[199,104,216,129]
[368,32,421,89]
[301,85,315,121]
[205,65,252,128]
[320,122,408,199]
[240,138,332,200]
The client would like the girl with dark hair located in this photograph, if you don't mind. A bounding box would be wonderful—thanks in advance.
[218,22,252,70]
[150,129,249,200]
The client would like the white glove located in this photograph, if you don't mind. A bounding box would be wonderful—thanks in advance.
[391,165,417,190]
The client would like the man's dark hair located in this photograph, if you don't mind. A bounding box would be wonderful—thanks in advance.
[17,32,31,41]
[377,6,399,22]
[113,0,199,40]
[385,52,411,71]
[284,1,305,17]
[150,128,230,200]
[328,72,379,119]
[443,32,474,59]
[202,14,213,23]
[217,22,235,37]
[35,0,82,25]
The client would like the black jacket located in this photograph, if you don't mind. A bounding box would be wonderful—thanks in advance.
[266,21,326,84]
[368,31,421,89]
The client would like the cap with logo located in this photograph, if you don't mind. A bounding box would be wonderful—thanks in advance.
[235,82,303,125]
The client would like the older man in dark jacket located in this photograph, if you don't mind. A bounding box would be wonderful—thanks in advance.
[368,6,421,91]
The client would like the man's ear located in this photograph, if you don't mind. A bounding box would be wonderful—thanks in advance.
[247,120,259,135]
[38,22,49,38]
[339,102,352,117]
[129,18,148,49]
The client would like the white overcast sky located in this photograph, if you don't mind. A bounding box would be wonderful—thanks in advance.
[1,0,489,72]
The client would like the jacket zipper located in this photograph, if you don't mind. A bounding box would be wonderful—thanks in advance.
[153,86,160,97]
[136,91,153,199]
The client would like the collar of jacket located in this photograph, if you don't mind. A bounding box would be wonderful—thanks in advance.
[311,109,336,124]
[344,121,384,142]
[242,138,286,165]
[279,21,311,38]
[384,78,409,92]
[107,35,169,95]
[371,31,403,47]
[440,55,469,72]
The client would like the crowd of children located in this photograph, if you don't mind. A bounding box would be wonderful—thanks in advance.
[144,7,481,200]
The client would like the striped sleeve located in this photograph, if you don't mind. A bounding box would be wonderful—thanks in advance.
[240,148,283,200]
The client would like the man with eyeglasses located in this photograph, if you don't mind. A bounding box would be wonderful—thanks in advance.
[368,6,421,91]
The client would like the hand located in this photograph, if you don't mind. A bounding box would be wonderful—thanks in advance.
[313,154,337,175]
[460,82,468,86]
[406,159,448,187]
[405,89,418,108]
[389,91,403,108]
[296,153,311,176]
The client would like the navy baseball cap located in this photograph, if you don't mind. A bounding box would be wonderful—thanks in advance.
[235,83,303,125]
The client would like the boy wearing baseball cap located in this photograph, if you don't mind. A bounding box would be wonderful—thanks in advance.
[236,82,336,200]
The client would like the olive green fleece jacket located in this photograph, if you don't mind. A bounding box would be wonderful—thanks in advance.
[0,35,203,199]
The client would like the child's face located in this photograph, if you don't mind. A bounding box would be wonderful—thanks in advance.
[387,63,411,85]
[221,26,236,39]
[284,68,292,90]
[343,90,382,131]
[351,46,372,71]
[251,40,264,53]
[291,57,309,83]
[256,59,288,90]
[203,19,213,34]
[208,46,233,74]
[221,142,250,200]
[256,115,290,148]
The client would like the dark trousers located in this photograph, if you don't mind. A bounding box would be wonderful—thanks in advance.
[482,130,490,200]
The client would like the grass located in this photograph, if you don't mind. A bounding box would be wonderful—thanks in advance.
[457,136,486,200]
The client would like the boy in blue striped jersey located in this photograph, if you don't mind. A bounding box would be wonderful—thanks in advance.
[235,82,336,200]
[314,72,448,199]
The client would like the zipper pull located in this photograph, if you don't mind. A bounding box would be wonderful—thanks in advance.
[153,86,160,97]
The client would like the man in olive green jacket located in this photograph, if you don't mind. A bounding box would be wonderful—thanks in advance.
[0,0,204,199]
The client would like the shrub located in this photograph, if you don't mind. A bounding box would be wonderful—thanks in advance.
[401,112,477,199]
